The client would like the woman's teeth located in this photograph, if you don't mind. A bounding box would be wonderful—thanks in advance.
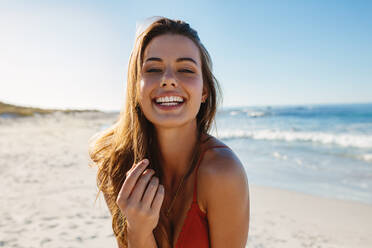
[155,96,184,103]
[155,96,184,105]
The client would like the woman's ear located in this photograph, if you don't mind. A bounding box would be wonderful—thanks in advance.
[202,86,208,103]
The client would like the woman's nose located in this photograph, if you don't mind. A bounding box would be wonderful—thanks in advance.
[161,69,178,87]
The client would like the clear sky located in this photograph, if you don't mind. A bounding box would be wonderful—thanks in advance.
[1,0,371,111]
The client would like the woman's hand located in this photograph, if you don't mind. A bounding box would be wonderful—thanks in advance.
[116,159,165,236]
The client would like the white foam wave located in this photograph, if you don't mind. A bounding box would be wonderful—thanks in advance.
[216,129,372,149]
[273,151,288,160]
[225,110,268,118]
[229,111,239,116]
[248,111,266,117]
[360,154,372,163]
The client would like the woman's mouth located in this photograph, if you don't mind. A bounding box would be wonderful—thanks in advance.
[153,96,185,109]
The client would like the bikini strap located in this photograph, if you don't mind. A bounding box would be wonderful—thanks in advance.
[192,145,228,203]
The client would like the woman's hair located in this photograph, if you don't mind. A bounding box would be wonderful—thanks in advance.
[89,17,221,248]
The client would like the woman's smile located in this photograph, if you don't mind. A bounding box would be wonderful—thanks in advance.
[153,94,186,110]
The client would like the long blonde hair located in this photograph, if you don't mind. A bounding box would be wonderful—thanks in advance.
[89,17,221,247]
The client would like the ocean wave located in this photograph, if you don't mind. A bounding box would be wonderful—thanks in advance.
[360,154,372,163]
[247,111,267,118]
[216,129,372,149]
[272,151,288,160]
[228,110,271,118]
[221,109,270,118]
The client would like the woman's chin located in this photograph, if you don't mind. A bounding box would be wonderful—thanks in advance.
[150,116,196,130]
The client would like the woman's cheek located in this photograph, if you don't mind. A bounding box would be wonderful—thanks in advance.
[186,78,204,98]
[139,78,148,93]
[138,80,152,109]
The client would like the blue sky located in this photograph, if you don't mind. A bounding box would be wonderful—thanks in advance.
[1,0,371,111]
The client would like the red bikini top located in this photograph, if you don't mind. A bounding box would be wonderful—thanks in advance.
[175,145,228,248]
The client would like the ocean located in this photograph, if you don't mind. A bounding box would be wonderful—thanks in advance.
[214,103,372,204]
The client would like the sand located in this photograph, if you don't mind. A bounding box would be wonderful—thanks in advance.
[248,186,372,248]
[0,112,371,248]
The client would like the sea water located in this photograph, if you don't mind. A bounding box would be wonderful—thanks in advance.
[213,103,372,204]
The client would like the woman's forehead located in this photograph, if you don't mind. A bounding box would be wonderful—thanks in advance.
[143,34,201,64]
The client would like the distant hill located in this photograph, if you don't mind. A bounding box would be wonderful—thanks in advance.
[0,101,101,117]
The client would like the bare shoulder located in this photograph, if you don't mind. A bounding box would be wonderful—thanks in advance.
[198,136,249,211]
[198,136,250,247]
[199,136,246,182]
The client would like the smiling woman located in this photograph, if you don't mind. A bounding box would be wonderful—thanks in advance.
[89,17,250,248]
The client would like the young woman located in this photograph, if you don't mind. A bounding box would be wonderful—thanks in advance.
[89,17,250,248]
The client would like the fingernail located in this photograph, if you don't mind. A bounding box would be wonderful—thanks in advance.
[142,159,149,165]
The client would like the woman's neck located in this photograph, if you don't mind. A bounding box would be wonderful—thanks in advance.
[155,120,198,182]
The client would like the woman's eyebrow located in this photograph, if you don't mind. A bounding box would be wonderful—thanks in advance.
[176,57,197,65]
[145,57,162,62]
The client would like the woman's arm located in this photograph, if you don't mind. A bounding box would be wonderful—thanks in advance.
[202,150,250,248]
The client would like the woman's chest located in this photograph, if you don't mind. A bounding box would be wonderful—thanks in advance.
[162,179,193,245]
[163,174,206,247]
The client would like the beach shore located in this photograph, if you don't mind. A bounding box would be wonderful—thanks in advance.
[1,112,371,248]
[248,185,372,248]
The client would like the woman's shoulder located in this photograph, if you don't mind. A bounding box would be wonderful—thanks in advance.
[199,135,244,176]
[198,135,249,212]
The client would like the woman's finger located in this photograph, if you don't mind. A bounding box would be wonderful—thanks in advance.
[141,176,159,209]
[129,168,155,203]
[118,159,149,201]
[125,159,144,177]
[151,184,165,213]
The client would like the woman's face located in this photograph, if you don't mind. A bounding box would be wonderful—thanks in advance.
[139,34,207,129]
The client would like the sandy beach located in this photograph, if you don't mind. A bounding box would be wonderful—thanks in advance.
[1,112,371,248]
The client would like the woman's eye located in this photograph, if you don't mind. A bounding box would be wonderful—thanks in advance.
[147,68,162,73]
[179,69,194,73]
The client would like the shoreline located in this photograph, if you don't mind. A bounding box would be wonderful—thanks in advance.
[248,181,372,206]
